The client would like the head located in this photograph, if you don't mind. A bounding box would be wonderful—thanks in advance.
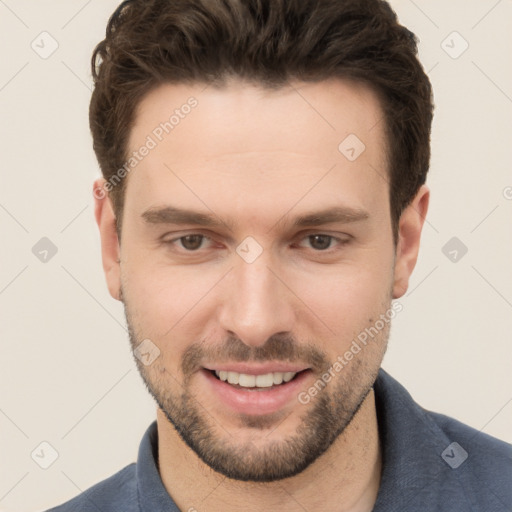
[92,0,432,482]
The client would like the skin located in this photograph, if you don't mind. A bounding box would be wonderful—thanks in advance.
[94,78,429,511]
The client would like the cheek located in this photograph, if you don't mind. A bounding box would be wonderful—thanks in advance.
[122,258,217,341]
[293,259,393,338]
[122,273,196,377]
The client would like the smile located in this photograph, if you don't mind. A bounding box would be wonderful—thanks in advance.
[201,367,312,415]
[213,369,303,388]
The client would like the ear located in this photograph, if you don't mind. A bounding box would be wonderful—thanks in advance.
[392,184,430,299]
[93,178,122,301]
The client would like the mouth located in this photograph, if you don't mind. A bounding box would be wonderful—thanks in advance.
[208,368,308,390]
[200,366,313,416]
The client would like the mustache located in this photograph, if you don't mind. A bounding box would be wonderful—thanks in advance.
[181,333,329,377]
[120,285,330,376]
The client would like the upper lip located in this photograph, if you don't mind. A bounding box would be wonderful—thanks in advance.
[202,363,310,375]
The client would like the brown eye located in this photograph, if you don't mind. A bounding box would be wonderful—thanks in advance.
[179,235,205,250]
[307,235,334,250]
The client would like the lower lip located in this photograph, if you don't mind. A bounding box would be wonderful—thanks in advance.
[200,368,312,416]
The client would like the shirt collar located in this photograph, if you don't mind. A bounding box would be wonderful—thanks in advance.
[372,368,455,511]
[136,420,181,512]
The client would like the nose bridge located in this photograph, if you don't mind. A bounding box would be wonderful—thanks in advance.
[219,250,295,347]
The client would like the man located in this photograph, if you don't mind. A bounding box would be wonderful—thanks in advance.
[47,0,512,510]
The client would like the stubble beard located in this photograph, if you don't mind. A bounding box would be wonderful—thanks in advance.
[122,291,389,482]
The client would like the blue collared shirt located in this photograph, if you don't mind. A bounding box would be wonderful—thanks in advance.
[46,369,512,511]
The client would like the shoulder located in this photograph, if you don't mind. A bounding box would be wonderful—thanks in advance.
[428,409,512,505]
[430,408,512,461]
[45,463,138,512]
[374,369,512,511]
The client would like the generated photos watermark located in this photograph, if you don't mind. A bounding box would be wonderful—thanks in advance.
[94,96,198,200]
[298,301,403,404]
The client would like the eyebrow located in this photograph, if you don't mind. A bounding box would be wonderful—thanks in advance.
[142,206,235,231]
[288,206,369,228]
[141,205,369,231]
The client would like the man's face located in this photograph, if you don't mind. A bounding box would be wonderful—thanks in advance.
[112,78,402,481]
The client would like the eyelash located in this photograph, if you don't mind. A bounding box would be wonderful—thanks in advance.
[163,233,350,253]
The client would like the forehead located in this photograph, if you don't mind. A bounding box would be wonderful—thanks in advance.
[129,77,386,160]
[123,78,389,225]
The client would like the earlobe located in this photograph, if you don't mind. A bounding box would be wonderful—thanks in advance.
[93,178,122,301]
[392,185,430,299]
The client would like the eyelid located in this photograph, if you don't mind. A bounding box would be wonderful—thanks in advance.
[161,230,350,242]
[161,230,216,243]
[297,229,352,239]
[162,230,351,252]
[162,232,216,250]
[293,232,351,250]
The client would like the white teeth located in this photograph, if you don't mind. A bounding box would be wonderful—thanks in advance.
[273,372,283,385]
[282,372,296,383]
[227,371,239,385]
[214,370,298,388]
[255,373,274,387]
[239,373,256,387]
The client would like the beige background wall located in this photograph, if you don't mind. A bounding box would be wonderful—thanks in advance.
[1,1,511,510]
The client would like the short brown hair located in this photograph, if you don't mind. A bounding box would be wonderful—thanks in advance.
[90,0,434,243]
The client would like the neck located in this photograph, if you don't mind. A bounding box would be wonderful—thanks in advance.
[157,389,381,512]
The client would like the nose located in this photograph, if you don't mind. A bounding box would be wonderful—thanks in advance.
[218,253,296,348]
